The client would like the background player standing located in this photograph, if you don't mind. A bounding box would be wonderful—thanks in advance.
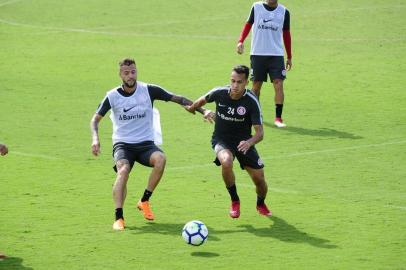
[186,65,272,218]
[237,0,292,128]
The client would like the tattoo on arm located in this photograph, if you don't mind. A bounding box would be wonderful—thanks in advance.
[90,114,102,140]
[172,95,205,114]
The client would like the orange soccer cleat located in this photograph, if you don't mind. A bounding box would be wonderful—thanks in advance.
[112,218,125,231]
[137,201,155,220]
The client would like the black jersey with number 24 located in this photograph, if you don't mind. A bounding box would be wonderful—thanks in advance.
[205,86,262,142]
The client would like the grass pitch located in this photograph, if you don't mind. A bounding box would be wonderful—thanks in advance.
[0,0,405,269]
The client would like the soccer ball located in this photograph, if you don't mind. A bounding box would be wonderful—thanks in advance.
[182,220,208,246]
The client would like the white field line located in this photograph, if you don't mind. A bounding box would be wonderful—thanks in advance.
[11,151,60,160]
[0,0,23,8]
[261,140,406,160]
[1,17,405,43]
[87,15,239,30]
[385,205,406,211]
[7,140,406,162]
[238,183,299,194]
[167,139,406,171]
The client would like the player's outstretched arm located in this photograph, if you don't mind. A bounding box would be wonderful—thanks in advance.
[171,95,208,115]
[185,96,214,123]
[237,125,264,154]
[0,144,8,156]
[90,114,103,156]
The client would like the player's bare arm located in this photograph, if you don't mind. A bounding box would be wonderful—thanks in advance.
[237,125,264,154]
[90,113,103,156]
[185,96,215,123]
[286,58,292,71]
[171,95,207,115]
[185,96,206,113]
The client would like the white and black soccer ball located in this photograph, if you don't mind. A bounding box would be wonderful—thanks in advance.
[182,220,208,246]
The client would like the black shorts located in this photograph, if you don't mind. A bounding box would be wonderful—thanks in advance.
[250,55,286,82]
[211,138,264,170]
[112,141,163,172]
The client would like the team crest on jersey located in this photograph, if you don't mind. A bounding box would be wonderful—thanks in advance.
[237,106,246,115]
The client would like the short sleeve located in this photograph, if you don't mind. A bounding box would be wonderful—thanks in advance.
[247,93,262,125]
[96,96,111,116]
[147,84,174,102]
[247,6,254,24]
[204,87,222,103]
[283,9,290,31]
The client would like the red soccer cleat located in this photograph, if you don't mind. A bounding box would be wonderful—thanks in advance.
[256,203,272,216]
[274,118,287,128]
[229,201,240,218]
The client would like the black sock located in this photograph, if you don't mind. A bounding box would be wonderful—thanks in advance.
[257,196,265,206]
[141,189,153,202]
[227,184,240,202]
[115,208,123,220]
[275,104,283,118]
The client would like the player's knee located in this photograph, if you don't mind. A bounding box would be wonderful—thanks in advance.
[252,172,265,184]
[221,159,233,170]
[252,81,263,91]
[273,79,283,88]
[117,164,130,177]
[152,152,166,169]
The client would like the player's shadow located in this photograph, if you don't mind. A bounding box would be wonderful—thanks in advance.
[0,257,34,270]
[263,122,363,140]
[127,223,221,242]
[127,222,184,235]
[127,217,336,249]
[238,215,337,249]
[190,252,220,258]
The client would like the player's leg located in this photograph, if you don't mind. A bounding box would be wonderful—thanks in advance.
[113,159,131,209]
[112,159,131,230]
[136,146,166,220]
[236,146,272,216]
[245,166,272,216]
[250,55,268,98]
[252,81,263,98]
[269,56,287,127]
[146,151,166,192]
[111,143,135,230]
[215,144,240,218]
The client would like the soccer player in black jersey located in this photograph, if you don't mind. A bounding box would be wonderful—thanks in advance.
[186,65,272,218]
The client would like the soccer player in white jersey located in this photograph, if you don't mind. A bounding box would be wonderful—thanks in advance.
[90,58,208,230]
[237,0,292,128]
[186,65,272,218]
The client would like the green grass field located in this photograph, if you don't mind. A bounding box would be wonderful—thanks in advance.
[1,0,405,269]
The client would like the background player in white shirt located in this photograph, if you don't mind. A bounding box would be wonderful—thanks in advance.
[237,0,292,128]
[90,58,208,230]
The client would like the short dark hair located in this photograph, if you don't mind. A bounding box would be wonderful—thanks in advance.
[232,65,249,79]
[119,58,136,67]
